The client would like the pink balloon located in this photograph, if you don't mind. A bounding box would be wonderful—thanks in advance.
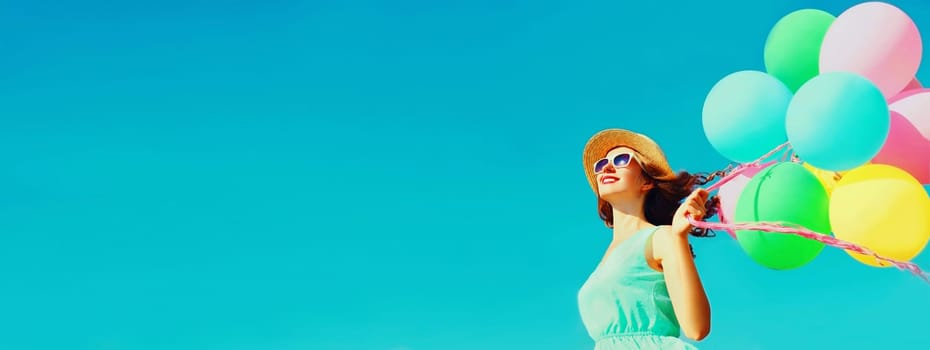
[903,78,923,92]
[889,89,930,141]
[871,111,930,184]
[820,2,923,99]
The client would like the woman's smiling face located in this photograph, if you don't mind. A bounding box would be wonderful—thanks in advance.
[595,146,650,201]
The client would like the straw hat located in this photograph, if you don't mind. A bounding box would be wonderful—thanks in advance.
[582,128,677,194]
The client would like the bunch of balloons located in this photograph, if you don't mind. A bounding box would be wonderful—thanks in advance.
[700,1,930,275]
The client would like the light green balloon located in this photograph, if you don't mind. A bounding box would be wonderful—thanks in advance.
[764,9,836,92]
[733,162,831,270]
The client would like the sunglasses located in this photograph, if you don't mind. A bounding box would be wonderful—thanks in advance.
[593,152,637,174]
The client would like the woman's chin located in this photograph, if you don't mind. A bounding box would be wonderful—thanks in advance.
[598,187,634,202]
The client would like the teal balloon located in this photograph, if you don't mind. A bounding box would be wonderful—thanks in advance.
[764,9,836,92]
[702,70,793,164]
[786,72,890,171]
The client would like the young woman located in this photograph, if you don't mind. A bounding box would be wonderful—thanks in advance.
[577,128,720,349]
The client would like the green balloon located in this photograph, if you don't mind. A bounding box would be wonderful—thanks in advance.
[763,9,836,92]
[733,162,831,270]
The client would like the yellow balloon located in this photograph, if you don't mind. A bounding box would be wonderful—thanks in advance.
[829,164,930,267]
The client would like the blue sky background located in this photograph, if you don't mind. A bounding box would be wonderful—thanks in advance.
[0,1,929,349]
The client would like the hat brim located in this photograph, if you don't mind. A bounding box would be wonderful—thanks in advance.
[582,129,676,195]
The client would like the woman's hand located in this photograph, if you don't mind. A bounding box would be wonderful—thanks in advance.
[671,188,709,237]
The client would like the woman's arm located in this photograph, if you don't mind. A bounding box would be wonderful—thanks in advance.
[656,228,711,341]
[656,188,712,340]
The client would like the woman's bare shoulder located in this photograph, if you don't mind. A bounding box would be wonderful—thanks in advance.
[649,225,677,260]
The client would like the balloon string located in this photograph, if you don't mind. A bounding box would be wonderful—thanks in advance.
[713,200,737,240]
[691,143,930,284]
[688,217,930,283]
[703,141,790,193]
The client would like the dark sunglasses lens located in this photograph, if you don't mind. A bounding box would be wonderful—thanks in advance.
[613,153,631,167]
[594,158,609,173]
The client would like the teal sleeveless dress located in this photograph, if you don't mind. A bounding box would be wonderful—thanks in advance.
[577,227,699,350]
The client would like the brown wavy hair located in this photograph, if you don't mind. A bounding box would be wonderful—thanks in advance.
[597,169,726,245]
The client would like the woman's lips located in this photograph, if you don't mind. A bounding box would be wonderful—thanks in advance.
[601,176,619,184]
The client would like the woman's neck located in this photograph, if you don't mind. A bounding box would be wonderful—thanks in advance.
[610,201,652,241]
